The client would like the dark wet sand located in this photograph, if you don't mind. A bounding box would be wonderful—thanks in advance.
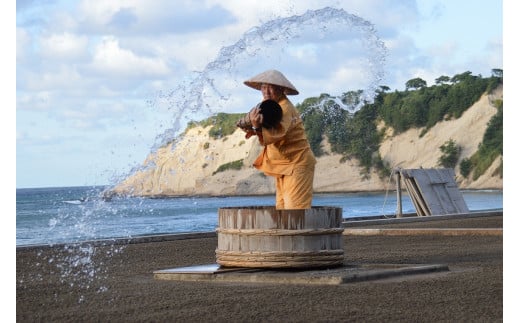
[17,215,503,322]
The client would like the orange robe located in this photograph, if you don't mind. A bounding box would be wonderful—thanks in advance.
[253,97,316,209]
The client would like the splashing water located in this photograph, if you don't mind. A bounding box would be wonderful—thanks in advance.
[151,6,386,149]
[18,186,130,302]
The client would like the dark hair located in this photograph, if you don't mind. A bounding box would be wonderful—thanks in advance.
[258,99,283,129]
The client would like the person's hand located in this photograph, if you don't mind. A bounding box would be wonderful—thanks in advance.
[249,106,263,129]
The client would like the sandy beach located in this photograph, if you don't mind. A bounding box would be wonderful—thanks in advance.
[17,214,502,322]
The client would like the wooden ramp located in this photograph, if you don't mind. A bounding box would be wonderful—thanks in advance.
[399,168,469,216]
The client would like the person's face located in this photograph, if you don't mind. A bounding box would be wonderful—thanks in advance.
[260,83,284,102]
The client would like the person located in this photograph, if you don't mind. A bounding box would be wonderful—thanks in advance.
[238,69,316,209]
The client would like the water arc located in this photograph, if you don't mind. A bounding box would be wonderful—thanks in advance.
[152,7,387,149]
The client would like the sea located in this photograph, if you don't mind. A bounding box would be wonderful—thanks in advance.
[16,186,503,247]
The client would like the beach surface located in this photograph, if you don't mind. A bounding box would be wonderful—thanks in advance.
[17,214,503,322]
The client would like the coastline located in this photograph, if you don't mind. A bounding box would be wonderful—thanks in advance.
[17,213,503,322]
[102,187,503,199]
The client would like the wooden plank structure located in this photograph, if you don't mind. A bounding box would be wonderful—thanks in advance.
[215,206,344,269]
[397,168,469,216]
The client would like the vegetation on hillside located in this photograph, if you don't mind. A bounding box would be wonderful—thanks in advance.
[460,98,503,180]
[213,159,244,175]
[186,112,244,139]
[297,69,502,180]
[438,139,461,169]
[187,69,503,181]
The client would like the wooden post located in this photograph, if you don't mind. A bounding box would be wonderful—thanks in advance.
[396,168,403,218]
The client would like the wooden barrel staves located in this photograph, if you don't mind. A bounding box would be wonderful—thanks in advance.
[215,206,344,268]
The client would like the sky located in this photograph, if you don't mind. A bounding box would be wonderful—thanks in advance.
[14,0,505,189]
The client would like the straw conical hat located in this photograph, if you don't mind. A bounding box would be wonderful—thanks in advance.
[244,69,299,95]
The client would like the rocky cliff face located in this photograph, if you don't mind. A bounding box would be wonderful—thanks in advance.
[110,87,503,197]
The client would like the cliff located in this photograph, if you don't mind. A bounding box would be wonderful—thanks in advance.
[110,87,503,197]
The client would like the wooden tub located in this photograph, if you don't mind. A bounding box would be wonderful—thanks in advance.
[215,206,344,268]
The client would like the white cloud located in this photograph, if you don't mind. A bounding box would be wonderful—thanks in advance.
[78,1,127,26]
[89,36,170,78]
[16,28,31,62]
[76,0,235,35]
[287,44,319,63]
[20,65,82,93]
[426,41,458,59]
[158,35,221,72]
[17,91,53,110]
[331,65,367,89]
[39,32,89,60]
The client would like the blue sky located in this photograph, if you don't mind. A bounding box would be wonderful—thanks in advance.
[14,0,504,189]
